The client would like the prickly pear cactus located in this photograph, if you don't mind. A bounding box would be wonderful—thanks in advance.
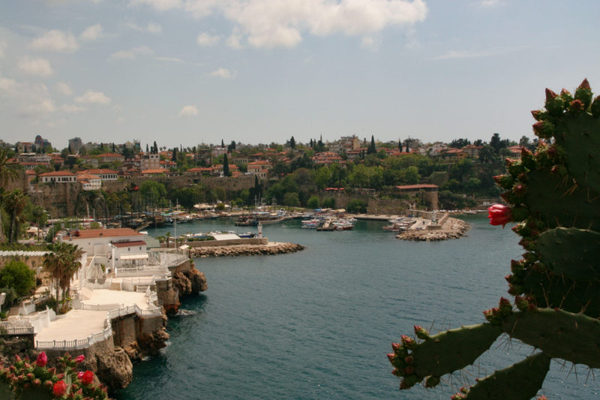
[388,79,600,399]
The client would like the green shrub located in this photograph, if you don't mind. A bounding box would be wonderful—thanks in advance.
[0,261,35,298]
[346,199,368,213]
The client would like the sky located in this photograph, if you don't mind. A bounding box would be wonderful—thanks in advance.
[1,0,600,149]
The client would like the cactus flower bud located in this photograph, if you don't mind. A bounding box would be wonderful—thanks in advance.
[36,352,47,368]
[53,380,67,397]
[391,342,401,352]
[488,204,511,227]
[413,325,429,339]
[578,78,591,90]
[404,355,414,364]
[532,120,554,139]
[569,99,585,112]
[545,88,558,101]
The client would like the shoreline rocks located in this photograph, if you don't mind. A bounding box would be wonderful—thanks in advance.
[396,217,470,241]
[190,242,305,258]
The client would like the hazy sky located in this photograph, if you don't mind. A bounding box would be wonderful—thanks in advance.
[1,0,599,149]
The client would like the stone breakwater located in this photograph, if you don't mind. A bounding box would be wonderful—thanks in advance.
[190,242,305,257]
[396,217,470,241]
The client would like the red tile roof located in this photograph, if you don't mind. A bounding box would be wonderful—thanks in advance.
[39,171,75,177]
[72,228,142,239]
[110,240,146,248]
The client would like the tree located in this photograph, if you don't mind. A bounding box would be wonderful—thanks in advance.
[228,141,237,152]
[4,190,28,243]
[289,136,296,149]
[398,139,403,152]
[153,141,158,154]
[0,260,35,298]
[43,242,83,312]
[0,148,20,243]
[307,195,320,209]
[449,138,470,148]
[346,199,367,213]
[283,192,300,207]
[140,181,167,208]
[223,154,231,177]
[367,135,377,154]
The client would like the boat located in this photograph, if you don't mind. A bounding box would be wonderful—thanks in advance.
[332,218,354,231]
[301,218,321,229]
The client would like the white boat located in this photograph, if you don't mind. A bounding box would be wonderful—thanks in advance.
[301,219,321,229]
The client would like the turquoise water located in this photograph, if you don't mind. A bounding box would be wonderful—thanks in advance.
[118,217,598,399]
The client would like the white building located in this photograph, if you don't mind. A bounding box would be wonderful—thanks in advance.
[39,171,77,183]
[64,228,145,258]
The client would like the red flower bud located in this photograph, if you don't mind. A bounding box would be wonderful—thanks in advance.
[81,370,94,385]
[570,99,585,112]
[404,355,414,364]
[53,380,67,397]
[75,355,85,364]
[36,352,48,368]
[487,204,512,227]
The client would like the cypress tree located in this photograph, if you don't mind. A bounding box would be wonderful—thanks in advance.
[367,135,377,154]
[223,153,231,177]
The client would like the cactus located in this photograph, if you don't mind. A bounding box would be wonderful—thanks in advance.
[389,80,600,398]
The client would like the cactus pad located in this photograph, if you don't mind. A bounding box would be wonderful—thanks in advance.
[462,353,551,400]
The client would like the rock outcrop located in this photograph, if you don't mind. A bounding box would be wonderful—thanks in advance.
[396,218,469,241]
[190,242,304,257]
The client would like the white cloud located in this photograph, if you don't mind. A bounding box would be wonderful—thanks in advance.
[155,56,184,63]
[197,32,220,47]
[178,105,198,117]
[130,0,183,12]
[75,90,111,105]
[80,24,103,41]
[55,81,73,96]
[210,67,236,79]
[18,57,54,77]
[479,0,504,7]
[109,46,154,60]
[30,29,79,52]
[61,104,85,113]
[0,76,56,117]
[126,22,163,34]
[434,46,526,60]
[131,0,428,49]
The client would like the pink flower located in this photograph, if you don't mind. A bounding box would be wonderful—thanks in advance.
[81,370,94,385]
[53,380,67,396]
[36,352,47,368]
[77,371,84,379]
[74,355,85,363]
[488,204,512,227]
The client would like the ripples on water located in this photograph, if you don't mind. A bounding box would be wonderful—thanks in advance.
[118,216,599,399]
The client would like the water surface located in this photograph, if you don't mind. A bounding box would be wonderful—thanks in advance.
[118,216,598,399]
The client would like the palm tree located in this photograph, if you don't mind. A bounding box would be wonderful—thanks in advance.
[43,242,83,312]
[3,190,27,243]
[0,148,21,243]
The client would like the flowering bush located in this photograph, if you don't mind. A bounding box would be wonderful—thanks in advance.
[0,352,108,399]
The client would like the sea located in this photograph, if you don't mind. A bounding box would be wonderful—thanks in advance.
[117,216,598,399]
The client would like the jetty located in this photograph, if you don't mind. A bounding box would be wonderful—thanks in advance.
[395,214,469,241]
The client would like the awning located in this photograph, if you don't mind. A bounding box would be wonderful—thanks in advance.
[118,254,149,260]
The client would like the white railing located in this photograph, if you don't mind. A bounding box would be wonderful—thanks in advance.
[35,319,113,350]
[0,321,34,335]
[75,302,162,319]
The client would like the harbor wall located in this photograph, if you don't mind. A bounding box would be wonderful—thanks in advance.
[187,238,268,247]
